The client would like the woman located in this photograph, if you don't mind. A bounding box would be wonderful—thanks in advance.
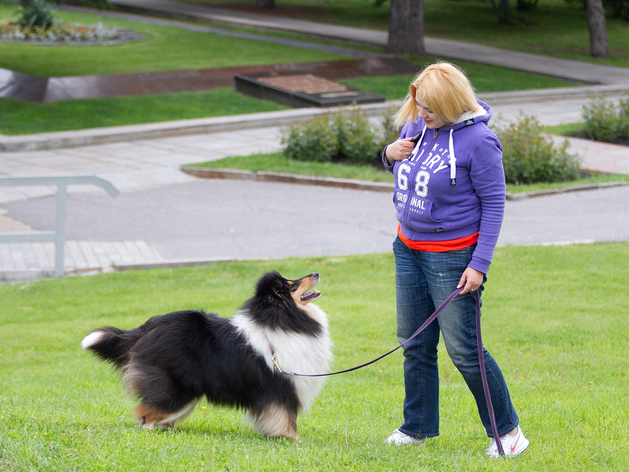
[382,62,528,457]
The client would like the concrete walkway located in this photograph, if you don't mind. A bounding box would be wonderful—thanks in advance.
[1,2,628,281]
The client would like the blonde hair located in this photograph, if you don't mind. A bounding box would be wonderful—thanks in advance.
[394,62,481,128]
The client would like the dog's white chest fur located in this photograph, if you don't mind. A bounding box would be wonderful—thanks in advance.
[230,303,333,412]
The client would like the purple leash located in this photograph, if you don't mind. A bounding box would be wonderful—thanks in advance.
[474,289,505,456]
[272,286,505,456]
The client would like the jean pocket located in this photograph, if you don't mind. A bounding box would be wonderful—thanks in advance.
[446,245,474,255]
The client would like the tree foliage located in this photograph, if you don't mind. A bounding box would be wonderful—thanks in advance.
[604,0,629,20]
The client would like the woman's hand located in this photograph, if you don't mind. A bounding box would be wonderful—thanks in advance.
[457,267,484,295]
[385,137,416,165]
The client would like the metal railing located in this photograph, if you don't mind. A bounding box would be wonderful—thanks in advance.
[0,176,119,277]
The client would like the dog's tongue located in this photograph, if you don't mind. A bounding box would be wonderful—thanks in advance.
[301,290,321,301]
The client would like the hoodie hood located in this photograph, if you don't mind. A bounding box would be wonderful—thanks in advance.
[451,100,491,129]
[410,100,492,186]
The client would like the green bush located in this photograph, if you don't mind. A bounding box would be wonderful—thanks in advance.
[333,107,383,165]
[17,0,55,30]
[495,114,581,184]
[582,96,621,143]
[80,0,115,11]
[618,97,629,140]
[281,115,338,163]
[380,106,402,153]
[281,106,387,165]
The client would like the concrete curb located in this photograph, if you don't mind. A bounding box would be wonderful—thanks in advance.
[181,166,395,192]
[114,257,240,271]
[0,269,57,283]
[183,166,629,199]
[0,267,111,283]
[0,258,245,281]
[506,180,629,200]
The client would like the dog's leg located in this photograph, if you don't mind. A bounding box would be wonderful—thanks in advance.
[157,399,199,429]
[246,405,298,439]
[134,403,169,430]
[134,399,200,430]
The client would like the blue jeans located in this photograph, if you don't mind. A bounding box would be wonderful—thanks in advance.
[393,236,519,439]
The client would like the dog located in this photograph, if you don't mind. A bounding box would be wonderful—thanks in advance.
[81,271,332,439]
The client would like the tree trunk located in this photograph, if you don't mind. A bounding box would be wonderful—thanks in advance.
[486,0,515,24]
[386,0,426,56]
[255,0,275,9]
[500,0,514,23]
[586,0,609,57]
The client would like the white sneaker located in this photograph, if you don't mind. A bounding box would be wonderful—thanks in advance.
[486,426,529,457]
[385,429,425,446]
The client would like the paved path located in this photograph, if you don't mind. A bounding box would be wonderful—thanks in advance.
[1,3,628,281]
[4,179,628,266]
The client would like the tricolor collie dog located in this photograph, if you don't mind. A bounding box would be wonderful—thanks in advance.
[81,271,332,439]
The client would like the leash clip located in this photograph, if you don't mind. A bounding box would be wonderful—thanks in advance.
[272,355,283,373]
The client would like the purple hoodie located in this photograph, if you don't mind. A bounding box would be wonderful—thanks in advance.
[383,100,505,274]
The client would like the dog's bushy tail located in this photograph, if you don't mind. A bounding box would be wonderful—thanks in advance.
[81,327,140,369]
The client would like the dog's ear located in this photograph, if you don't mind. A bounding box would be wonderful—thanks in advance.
[256,271,287,299]
[271,278,287,298]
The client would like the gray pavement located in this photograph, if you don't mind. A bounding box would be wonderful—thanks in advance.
[4,178,628,264]
[1,2,629,281]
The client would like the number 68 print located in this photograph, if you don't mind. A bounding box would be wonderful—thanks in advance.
[398,164,430,198]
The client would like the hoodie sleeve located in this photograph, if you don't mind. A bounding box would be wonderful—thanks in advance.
[382,144,395,173]
[468,133,506,274]
[382,121,415,173]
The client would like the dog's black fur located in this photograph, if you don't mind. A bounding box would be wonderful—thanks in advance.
[81,271,332,438]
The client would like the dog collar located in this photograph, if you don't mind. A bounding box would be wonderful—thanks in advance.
[269,344,283,373]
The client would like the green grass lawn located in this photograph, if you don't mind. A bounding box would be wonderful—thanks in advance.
[0,0,592,135]
[1,0,627,136]
[0,2,350,76]
[185,0,629,68]
[0,55,575,135]
[338,59,576,102]
[188,151,396,183]
[0,88,289,135]
[1,244,628,470]
[544,122,587,136]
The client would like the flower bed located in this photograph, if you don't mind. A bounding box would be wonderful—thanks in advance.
[0,21,117,43]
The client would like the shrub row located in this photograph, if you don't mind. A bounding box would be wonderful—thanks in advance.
[281,107,581,184]
[582,96,629,143]
[494,114,581,184]
[281,106,398,166]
